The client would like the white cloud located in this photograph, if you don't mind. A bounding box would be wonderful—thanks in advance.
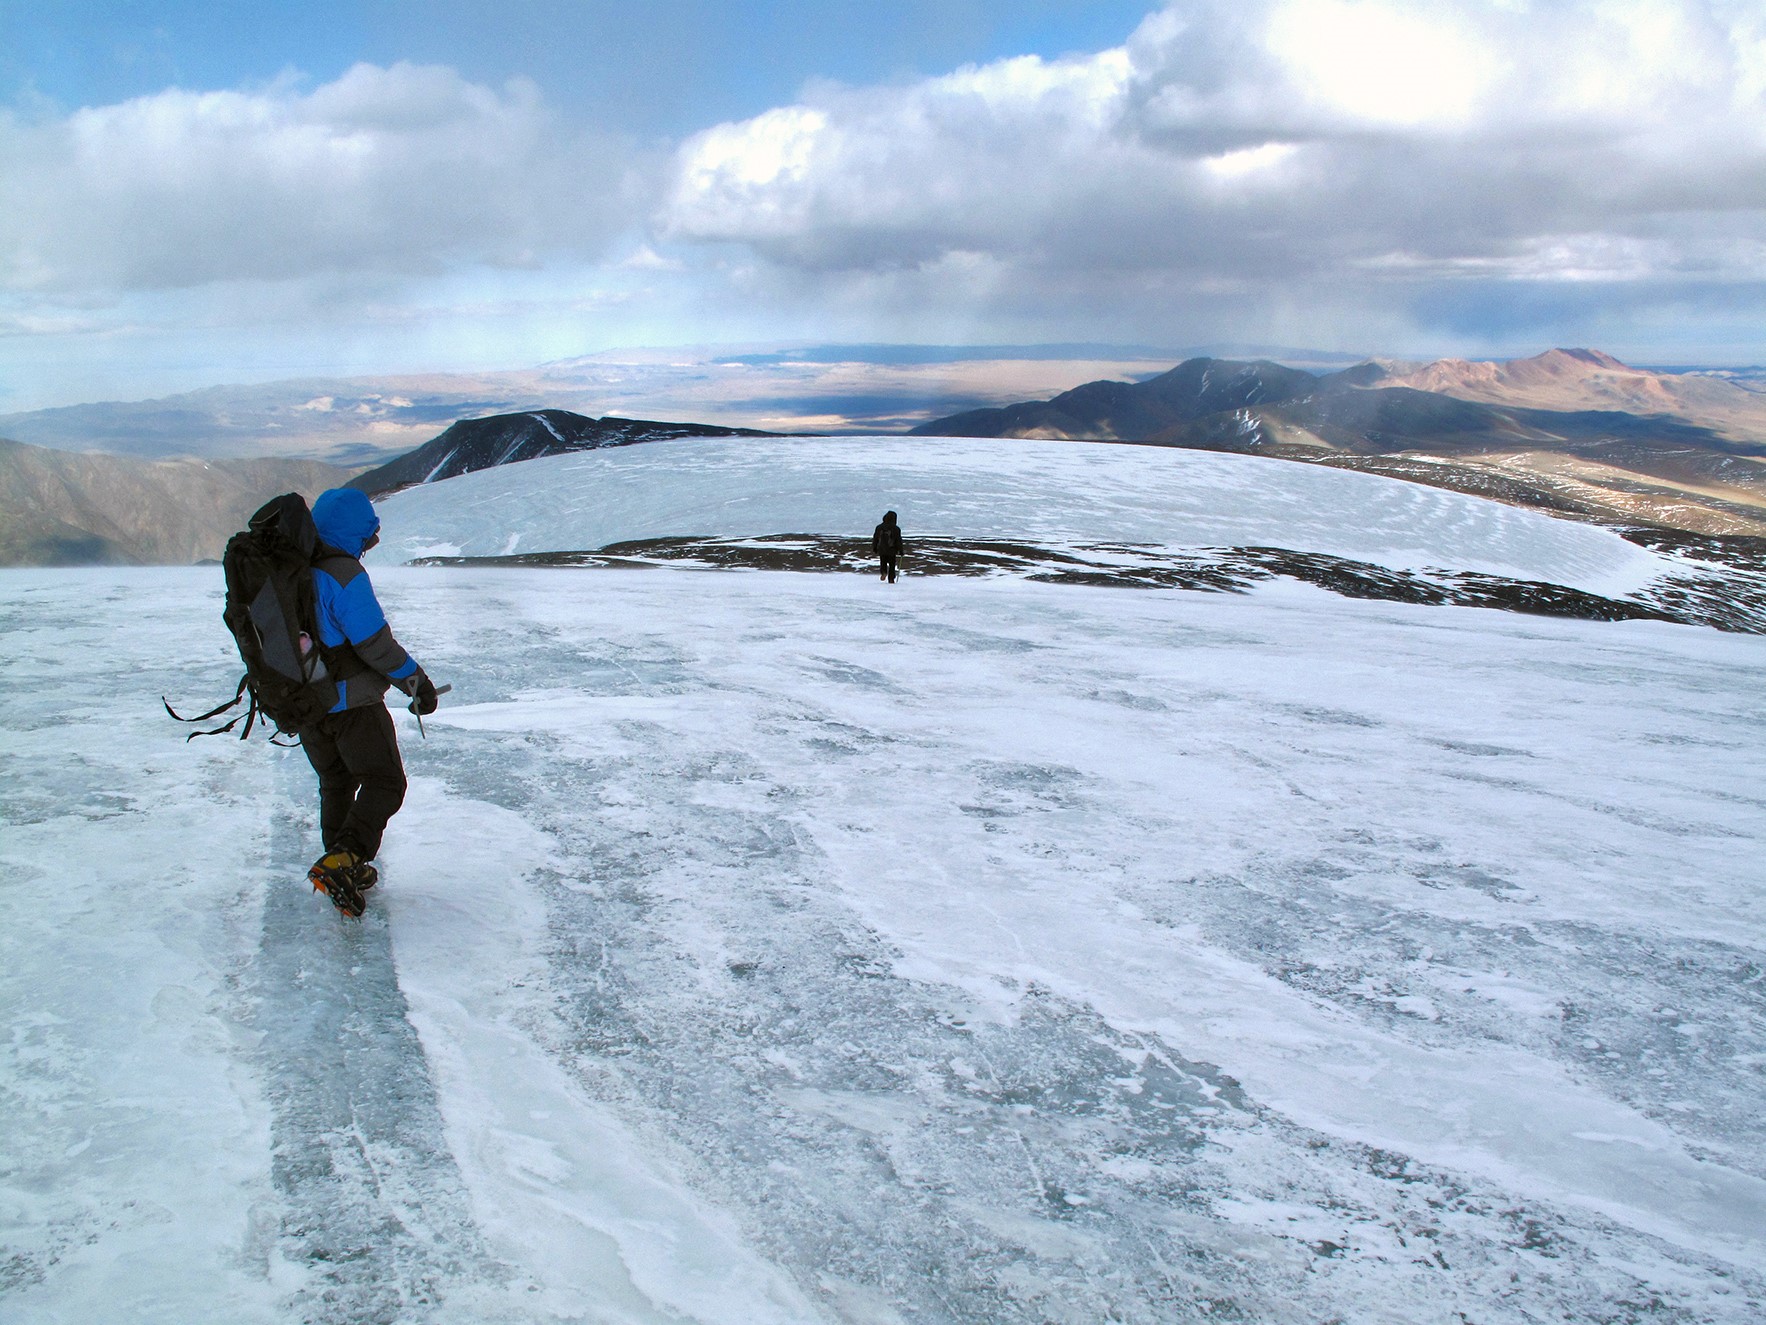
[1200,142,1299,183]
[0,62,645,294]
[663,49,1137,266]
[1262,0,1493,129]
[6,2,1765,393]
[656,0,1766,347]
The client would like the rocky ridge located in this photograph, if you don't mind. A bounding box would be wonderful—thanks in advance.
[348,410,782,496]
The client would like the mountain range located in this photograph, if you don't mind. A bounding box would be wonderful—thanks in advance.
[913,349,1766,536]
[0,438,355,566]
[0,346,1181,461]
[5,347,1765,565]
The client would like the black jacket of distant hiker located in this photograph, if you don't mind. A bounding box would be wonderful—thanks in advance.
[873,512,903,582]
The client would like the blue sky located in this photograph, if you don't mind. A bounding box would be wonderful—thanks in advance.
[3,1,1764,409]
[4,1,1158,135]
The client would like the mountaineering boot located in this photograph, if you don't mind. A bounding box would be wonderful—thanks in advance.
[308,849,368,918]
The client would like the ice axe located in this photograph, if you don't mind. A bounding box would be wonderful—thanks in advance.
[408,682,451,738]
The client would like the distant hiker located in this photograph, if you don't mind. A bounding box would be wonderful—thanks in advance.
[300,488,438,915]
[872,510,903,583]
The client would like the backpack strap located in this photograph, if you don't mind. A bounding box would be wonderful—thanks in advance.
[162,674,264,741]
[163,674,248,724]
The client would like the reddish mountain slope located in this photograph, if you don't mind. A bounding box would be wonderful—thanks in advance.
[1380,349,1766,439]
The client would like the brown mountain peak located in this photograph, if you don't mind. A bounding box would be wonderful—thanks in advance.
[1513,347,1632,374]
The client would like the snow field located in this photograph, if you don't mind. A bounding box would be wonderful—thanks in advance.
[6,557,1761,1322]
[374,435,1669,599]
[2,574,287,1322]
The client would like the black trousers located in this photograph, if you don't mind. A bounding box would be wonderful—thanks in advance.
[878,554,897,583]
[299,703,407,860]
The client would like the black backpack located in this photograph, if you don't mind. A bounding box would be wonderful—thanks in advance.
[165,493,350,741]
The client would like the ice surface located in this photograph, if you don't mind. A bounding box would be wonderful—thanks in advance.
[3,555,1763,1322]
[373,435,1668,598]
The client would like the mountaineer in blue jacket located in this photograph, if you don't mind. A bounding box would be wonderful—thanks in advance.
[301,488,438,915]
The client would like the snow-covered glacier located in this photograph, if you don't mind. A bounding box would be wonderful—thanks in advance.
[3,437,1762,1323]
[373,434,1667,598]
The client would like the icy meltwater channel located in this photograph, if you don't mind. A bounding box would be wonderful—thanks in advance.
[374,434,1667,598]
[4,565,1764,1323]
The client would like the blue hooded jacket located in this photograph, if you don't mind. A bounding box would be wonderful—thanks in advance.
[310,489,418,712]
[313,488,380,557]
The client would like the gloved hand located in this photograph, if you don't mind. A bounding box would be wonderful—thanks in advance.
[413,672,439,716]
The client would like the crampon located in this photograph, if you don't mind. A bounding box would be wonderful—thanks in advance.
[308,849,370,918]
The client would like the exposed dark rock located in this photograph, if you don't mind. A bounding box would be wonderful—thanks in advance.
[1616,526,1766,574]
[411,534,1766,634]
